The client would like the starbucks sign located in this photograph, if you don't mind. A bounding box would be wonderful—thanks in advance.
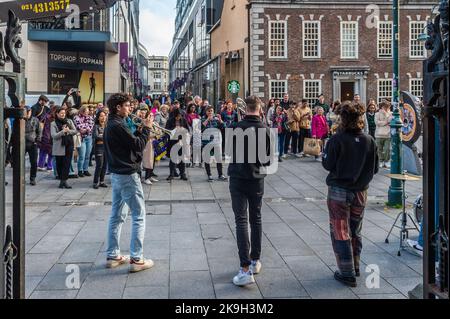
[227,80,240,94]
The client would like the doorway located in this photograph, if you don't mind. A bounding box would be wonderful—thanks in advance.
[341,82,355,101]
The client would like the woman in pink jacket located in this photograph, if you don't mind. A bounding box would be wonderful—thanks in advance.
[311,106,329,161]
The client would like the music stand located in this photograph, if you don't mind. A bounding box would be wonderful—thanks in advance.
[385,173,421,256]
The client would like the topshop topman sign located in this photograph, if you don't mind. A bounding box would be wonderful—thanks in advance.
[0,0,118,23]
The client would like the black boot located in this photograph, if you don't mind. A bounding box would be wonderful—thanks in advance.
[62,180,72,189]
[334,271,357,287]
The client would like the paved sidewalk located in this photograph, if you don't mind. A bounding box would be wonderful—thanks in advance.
[4,157,423,299]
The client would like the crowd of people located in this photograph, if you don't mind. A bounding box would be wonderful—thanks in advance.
[4,90,386,287]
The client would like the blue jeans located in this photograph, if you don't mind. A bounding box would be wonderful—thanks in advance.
[107,173,146,260]
[77,136,93,173]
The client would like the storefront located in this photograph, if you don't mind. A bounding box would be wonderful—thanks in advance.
[47,47,105,105]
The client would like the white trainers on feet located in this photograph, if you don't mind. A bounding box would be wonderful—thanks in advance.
[129,259,155,273]
[150,177,159,183]
[406,239,423,257]
[233,268,255,286]
[144,179,153,185]
[250,260,262,275]
[106,255,130,269]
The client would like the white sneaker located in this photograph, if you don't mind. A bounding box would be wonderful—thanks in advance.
[129,259,155,273]
[250,260,262,275]
[295,154,303,158]
[233,268,255,287]
[282,154,288,159]
[150,177,159,182]
[144,179,153,185]
[385,162,391,169]
[406,239,423,257]
[379,162,384,169]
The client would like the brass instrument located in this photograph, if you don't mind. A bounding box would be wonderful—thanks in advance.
[130,114,176,138]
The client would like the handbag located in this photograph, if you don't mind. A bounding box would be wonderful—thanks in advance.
[73,133,82,148]
[303,138,322,156]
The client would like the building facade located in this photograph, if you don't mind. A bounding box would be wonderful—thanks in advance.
[5,0,143,105]
[138,43,150,99]
[210,0,249,101]
[169,0,224,104]
[148,56,169,99]
[246,0,433,105]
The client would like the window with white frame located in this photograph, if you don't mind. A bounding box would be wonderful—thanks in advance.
[154,72,161,79]
[410,21,427,58]
[303,21,321,58]
[341,21,358,59]
[154,83,162,91]
[377,21,393,58]
[410,78,423,99]
[303,80,322,106]
[269,21,287,58]
[269,80,287,99]
[377,79,393,103]
[154,62,162,68]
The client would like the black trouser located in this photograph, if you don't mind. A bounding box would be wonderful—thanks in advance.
[25,143,38,180]
[205,163,223,177]
[284,131,299,154]
[145,169,154,180]
[55,147,74,182]
[93,144,107,184]
[169,161,186,176]
[298,128,311,154]
[230,177,265,268]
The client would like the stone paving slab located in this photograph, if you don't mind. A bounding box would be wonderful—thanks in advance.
[6,159,424,299]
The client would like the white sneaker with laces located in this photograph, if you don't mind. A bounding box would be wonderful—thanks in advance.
[129,259,155,273]
[250,260,262,275]
[406,239,423,257]
[233,268,255,287]
[150,177,159,182]
[144,179,153,185]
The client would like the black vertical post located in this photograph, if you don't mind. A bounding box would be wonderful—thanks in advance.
[0,79,5,299]
[11,110,25,299]
[423,108,436,298]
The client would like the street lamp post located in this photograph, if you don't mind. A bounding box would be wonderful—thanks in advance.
[388,0,404,206]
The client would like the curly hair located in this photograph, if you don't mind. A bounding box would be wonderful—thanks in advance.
[337,101,366,132]
[107,93,131,115]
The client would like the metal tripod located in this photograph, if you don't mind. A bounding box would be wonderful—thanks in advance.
[385,178,420,256]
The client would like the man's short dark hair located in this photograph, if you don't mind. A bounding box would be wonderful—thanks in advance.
[301,99,308,104]
[245,96,262,113]
[107,93,131,115]
[39,95,49,103]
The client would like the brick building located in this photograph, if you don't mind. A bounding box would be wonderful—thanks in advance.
[246,0,433,105]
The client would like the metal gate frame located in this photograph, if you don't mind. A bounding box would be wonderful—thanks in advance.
[422,0,449,299]
[1,9,26,299]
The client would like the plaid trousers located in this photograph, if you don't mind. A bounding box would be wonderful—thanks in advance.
[327,186,368,277]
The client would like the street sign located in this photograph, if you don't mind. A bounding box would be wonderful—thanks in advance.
[0,0,118,23]
[227,80,240,94]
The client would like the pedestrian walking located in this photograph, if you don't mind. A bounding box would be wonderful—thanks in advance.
[322,101,379,288]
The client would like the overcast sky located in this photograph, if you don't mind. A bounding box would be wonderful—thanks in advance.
[140,0,176,57]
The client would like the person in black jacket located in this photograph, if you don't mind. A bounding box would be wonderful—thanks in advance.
[104,93,154,273]
[166,108,189,181]
[322,101,379,288]
[227,96,273,287]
